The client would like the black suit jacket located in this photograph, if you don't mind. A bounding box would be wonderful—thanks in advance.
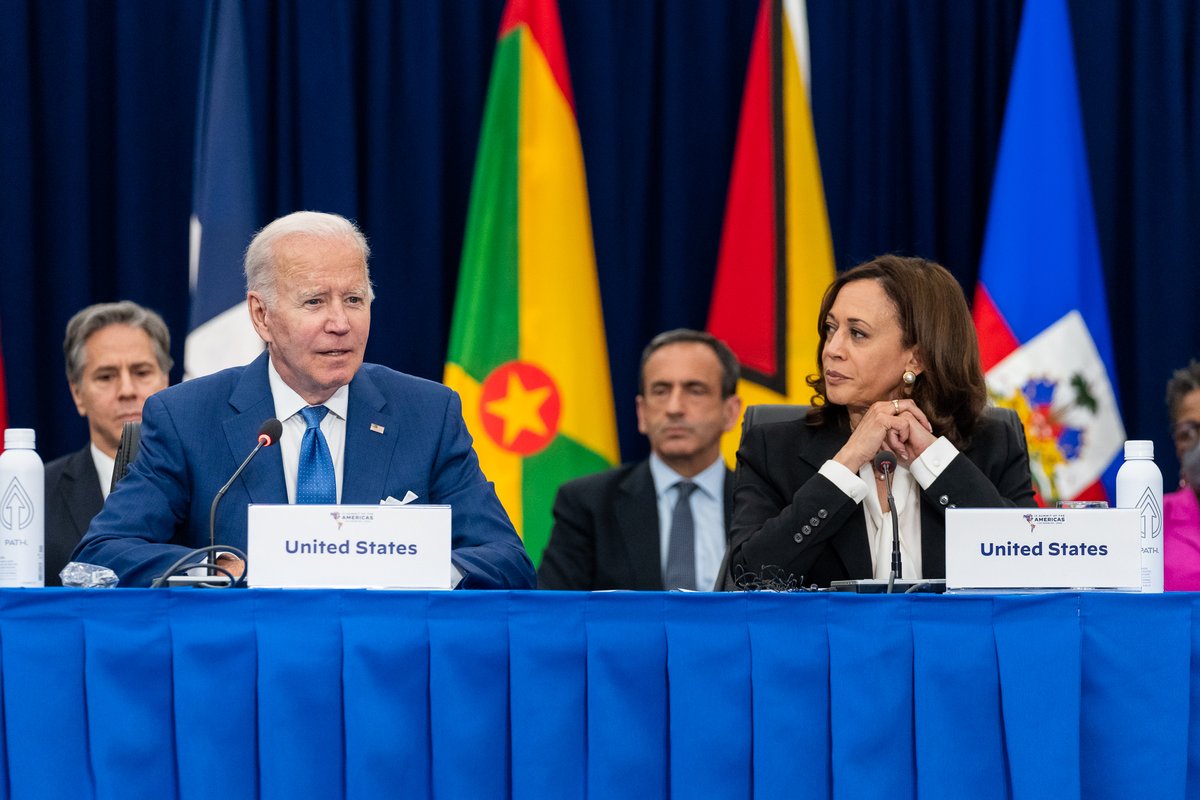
[719,408,1038,590]
[538,460,735,590]
[44,445,104,587]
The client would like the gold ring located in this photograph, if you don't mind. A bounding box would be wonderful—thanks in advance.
[892,399,900,412]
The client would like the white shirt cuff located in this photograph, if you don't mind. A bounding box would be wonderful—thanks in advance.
[819,459,869,503]
[910,436,959,489]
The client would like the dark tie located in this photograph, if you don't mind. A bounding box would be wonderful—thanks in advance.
[664,481,698,590]
[297,406,336,504]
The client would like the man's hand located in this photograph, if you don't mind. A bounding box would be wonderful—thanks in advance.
[214,554,245,581]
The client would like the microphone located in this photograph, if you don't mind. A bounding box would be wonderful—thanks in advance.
[873,451,902,593]
[206,418,283,577]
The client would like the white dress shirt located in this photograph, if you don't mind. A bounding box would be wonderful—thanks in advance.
[816,436,962,580]
[268,359,349,503]
[90,444,116,500]
[265,360,463,586]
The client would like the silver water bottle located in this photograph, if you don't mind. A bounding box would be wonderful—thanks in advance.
[0,428,45,587]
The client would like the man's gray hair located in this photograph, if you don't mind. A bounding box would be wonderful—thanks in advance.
[63,301,173,385]
[243,211,374,307]
[639,328,740,398]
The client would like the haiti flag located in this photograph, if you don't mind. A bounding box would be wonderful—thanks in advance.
[972,0,1124,503]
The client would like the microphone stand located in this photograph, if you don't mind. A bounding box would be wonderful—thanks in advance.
[882,462,902,594]
[207,436,269,579]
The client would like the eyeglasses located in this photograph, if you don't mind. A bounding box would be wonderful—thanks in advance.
[1172,420,1200,449]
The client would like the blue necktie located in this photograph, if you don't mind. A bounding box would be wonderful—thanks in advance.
[297,406,336,504]
[664,481,698,590]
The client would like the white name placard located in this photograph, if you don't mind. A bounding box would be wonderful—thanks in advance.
[246,504,451,589]
[945,508,1141,591]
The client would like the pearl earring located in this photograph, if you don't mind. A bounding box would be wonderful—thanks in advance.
[902,370,916,386]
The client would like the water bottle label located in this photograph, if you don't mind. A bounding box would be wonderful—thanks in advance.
[1,477,36,531]
[1131,486,1162,539]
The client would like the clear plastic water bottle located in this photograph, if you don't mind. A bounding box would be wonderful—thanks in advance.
[1115,440,1163,593]
[0,429,45,587]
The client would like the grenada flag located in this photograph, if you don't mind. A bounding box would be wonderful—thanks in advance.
[973,0,1124,503]
[444,0,619,565]
[707,0,835,465]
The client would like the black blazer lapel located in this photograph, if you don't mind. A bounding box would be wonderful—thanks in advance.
[617,461,664,590]
[794,419,847,472]
[60,446,103,540]
[919,500,946,577]
[44,445,104,585]
[722,468,735,543]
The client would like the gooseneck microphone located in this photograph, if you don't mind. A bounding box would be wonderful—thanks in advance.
[207,418,283,576]
[873,451,902,593]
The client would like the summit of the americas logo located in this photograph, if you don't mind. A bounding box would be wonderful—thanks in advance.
[1022,512,1067,533]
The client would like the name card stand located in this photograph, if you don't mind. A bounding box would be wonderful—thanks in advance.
[945,508,1141,592]
[247,504,451,589]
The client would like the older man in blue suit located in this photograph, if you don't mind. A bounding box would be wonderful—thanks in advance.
[74,211,535,589]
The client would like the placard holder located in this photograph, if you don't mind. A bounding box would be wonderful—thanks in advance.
[247,504,452,589]
[945,507,1140,592]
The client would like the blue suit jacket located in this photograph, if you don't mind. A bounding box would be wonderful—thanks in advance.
[74,353,535,589]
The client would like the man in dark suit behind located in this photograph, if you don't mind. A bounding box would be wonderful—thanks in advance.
[539,329,742,591]
[44,302,171,585]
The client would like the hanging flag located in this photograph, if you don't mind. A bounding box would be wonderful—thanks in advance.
[444,0,619,565]
[707,0,835,465]
[973,0,1123,503]
[185,0,263,379]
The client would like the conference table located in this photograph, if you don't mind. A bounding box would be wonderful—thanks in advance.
[1,589,1195,800]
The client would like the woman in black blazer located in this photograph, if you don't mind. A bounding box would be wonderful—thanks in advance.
[719,255,1037,590]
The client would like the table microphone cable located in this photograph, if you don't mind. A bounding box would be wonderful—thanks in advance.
[150,545,248,589]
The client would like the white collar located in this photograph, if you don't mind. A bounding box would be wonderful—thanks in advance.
[267,357,350,422]
[648,451,726,500]
[89,442,116,499]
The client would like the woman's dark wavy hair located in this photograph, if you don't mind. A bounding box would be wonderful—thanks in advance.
[805,254,987,448]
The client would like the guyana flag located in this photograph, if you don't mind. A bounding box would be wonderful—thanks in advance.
[444,0,619,566]
[707,0,835,465]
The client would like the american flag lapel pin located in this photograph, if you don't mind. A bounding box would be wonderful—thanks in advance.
[370,423,385,434]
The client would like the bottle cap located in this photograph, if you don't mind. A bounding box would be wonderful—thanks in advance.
[3,428,36,450]
[1124,440,1153,459]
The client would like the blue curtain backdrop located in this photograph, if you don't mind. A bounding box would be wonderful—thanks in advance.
[1,0,1198,483]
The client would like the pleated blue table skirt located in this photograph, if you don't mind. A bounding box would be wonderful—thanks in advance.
[0,590,1195,800]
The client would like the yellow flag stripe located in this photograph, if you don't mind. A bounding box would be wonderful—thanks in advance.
[781,5,834,397]
[444,362,525,537]
[718,5,836,467]
[516,27,620,465]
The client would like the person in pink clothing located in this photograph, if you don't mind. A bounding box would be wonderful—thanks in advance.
[1163,360,1200,591]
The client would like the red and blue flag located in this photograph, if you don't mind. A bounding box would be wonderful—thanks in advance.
[973,0,1124,503]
